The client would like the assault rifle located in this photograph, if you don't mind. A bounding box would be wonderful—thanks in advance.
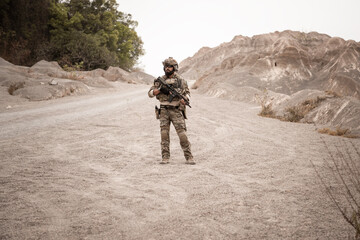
[156,77,191,108]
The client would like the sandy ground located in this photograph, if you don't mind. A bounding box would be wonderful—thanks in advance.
[0,83,358,239]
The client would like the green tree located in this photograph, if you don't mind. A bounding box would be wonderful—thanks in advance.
[0,0,144,71]
[49,0,144,70]
[0,0,51,65]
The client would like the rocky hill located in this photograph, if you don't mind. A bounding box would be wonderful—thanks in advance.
[180,30,360,99]
[179,30,360,136]
[0,58,154,102]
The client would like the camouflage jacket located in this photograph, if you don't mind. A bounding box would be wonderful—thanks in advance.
[148,72,190,106]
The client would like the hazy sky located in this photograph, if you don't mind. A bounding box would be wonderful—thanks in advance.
[117,0,360,76]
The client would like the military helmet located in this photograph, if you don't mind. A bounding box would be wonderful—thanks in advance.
[162,57,178,71]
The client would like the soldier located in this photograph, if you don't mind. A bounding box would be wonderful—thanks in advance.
[148,57,195,165]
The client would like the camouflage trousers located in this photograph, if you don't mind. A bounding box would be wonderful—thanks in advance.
[159,107,193,160]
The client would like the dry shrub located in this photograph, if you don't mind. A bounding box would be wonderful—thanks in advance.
[48,71,84,81]
[8,82,25,95]
[62,61,84,72]
[255,89,277,118]
[259,103,275,117]
[318,127,349,136]
[284,96,326,122]
[312,137,360,239]
[255,91,327,121]
[66,72,84,81]
[318,127,358,138]
[284,106,304,122]
[325,90,342,98]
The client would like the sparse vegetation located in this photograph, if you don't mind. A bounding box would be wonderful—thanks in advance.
[255,91,328,122]
[255,89,276,118]
[66,72,84,81]
[325,90,342,98]
[256,87,359,238]
[284,106,303,122]
[312,137,360,239]
[256,90,358,138]
[259,103,275,117]
[318,127,357,138]
[318,127,349,136]
[284,96,326,122]
[63,61,84,72]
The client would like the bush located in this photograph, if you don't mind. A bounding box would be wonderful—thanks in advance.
[259,103,275,117]
[51,31,118,71]
[62,61,84,72]
[318,127,349,136]
[318,127,358,138]
[284,96,326,122]
[255,89,277,118]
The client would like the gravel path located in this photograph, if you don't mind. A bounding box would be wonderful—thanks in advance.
[0,84,358,239]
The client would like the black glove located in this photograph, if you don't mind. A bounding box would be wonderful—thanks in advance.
[159,85,169,95]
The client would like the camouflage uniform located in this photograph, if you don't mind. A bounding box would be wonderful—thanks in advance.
[148,69,194,164]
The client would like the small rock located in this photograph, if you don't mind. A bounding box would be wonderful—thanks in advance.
[49,79,58,85]
[6,105,12,109]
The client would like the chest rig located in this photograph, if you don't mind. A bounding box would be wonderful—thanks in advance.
[165,77,181,89]
[155,75,183,102]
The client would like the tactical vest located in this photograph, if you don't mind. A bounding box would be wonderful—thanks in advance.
[155,74,183,102]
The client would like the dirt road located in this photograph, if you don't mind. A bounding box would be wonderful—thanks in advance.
[0,83,357,239]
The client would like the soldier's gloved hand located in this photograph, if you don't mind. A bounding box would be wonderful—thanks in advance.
[153,89,160,95]
[159,85,169,95]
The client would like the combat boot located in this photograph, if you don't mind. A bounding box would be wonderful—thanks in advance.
[160,158,169,164]
[185,158,195,165]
